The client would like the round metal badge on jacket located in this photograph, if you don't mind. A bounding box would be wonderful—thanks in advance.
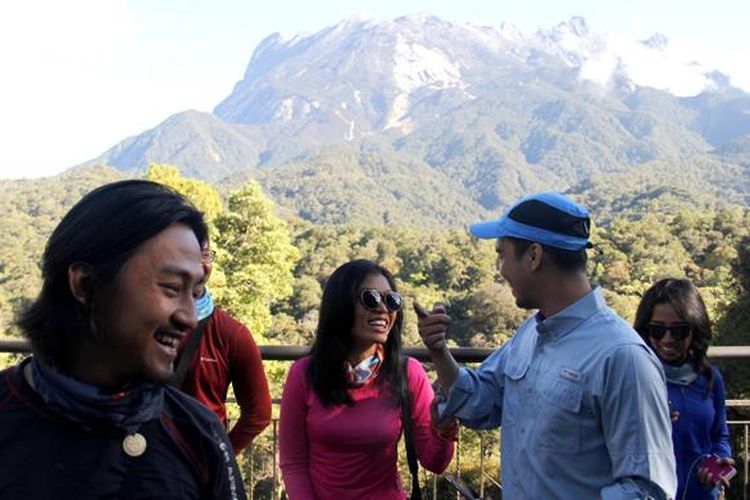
[122,433,147,457]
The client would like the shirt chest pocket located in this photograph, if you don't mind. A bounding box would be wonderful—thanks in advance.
[501,356,530,426]
[536,372,584,452]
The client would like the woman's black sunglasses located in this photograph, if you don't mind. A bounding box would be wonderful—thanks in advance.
[646,324,691,341]
[359,289,403,312]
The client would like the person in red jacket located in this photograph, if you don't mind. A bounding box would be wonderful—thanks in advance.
[174,238,272,454]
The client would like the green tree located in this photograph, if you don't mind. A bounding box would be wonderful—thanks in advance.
[144,164,223,223]
[213,181,300,338]
[143,163,231,299]
[450,281,524,347]
[0,166,127,336]
[714,235,750,399]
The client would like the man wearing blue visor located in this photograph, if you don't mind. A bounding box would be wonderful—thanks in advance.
[417,192,677,499]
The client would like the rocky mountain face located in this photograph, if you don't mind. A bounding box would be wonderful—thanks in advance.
[81,14,750,224]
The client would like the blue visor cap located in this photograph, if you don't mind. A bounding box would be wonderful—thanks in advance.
[469,192,592,251]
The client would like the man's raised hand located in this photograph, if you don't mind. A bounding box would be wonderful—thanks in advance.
[414,301,451,351]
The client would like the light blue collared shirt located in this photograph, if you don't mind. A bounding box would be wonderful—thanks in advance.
[442,287,677,499]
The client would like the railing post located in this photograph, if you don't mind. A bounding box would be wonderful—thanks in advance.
[479,432,485,499]
[273,419,279,499]
[455,426,461,500]
[247,442,254,500]
[498,428,502,496]
[432,469,437,500]
[744,423,748,500]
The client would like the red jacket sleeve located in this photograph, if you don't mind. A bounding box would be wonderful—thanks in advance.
[225,318,272,453]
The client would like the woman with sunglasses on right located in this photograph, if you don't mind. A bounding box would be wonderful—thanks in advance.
[279,259,454,499]
[634,278,734,500]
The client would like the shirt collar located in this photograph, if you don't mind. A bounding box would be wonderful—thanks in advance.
[534,286,605,341]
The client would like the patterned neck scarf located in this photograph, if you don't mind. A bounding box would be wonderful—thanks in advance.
[662,360,699,386]
[29,357,164,433]
[195,288,214,321]
[345,344,385,387]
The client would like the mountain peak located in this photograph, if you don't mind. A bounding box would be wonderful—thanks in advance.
[495,21,526,43]
[330,13,377,32]
[86,12,750,213]
[213,13,743,131]
[395,12,444,25]
[641,33,669,50]
[568,16,590,37]
[552,16,591,39]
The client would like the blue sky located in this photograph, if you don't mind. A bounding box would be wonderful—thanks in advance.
[0,0,747,179]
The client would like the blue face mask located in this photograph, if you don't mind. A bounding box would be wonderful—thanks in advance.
[194,288,214,321]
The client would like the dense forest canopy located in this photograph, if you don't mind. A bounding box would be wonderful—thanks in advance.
[1,164,749,399]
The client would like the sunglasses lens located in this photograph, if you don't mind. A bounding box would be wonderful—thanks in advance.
[359,289,402,312]
[647,325,667,340]
[360,290,381,311]
[648,324,691,340]
[672,326,691,340]
[384,292,403,312]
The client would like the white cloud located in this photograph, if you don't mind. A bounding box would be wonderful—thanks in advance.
[0,1,130,65]
[575,32,740,97]
[610,35,713,96]
[0,0,131,178]
[578,51,618,88]
[694,47,750,92]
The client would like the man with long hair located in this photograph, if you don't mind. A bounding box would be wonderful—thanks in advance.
[0,180,246,499]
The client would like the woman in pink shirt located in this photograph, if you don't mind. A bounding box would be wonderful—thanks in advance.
[279,259,455,499]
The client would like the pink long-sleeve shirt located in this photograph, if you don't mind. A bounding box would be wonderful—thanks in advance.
[279,356,454,500]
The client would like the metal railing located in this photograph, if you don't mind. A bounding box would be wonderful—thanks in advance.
[237,409,507,499]
[2,339,749,499]
[2,338,749,361]
[239,408,750,500]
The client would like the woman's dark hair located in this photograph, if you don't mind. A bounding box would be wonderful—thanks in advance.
[308,259,405,406]
[633,278,714,396]
[17,180,207,367]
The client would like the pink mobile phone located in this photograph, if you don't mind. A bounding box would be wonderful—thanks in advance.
[700,455,737,483]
